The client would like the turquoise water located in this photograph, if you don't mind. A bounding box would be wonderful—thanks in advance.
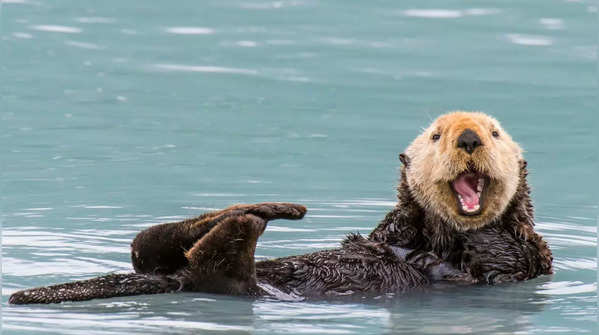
[1,0,597,334]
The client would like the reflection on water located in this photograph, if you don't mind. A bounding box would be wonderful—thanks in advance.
[2,0,596,334]
[5,294,256,335]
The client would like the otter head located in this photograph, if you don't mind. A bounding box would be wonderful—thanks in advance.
[401,111,523,231]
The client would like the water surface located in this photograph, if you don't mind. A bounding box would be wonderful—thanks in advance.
[1,0,597,334]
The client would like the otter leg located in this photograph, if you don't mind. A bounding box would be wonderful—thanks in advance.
[182,214,267,295]
[131,203,306,275]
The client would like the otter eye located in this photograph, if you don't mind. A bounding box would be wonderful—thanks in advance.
[492,130,499,138]
[431,134,441,141]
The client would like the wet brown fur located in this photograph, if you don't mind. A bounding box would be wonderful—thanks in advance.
[9,112,552,304]
[370,160,553,283]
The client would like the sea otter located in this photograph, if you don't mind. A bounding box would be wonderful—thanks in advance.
[9,111,552,304]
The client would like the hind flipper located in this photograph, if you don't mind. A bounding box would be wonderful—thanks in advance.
[226,202,307,221]
[9,273,181,304]
[183,214,267,295]
[131,202,307,275]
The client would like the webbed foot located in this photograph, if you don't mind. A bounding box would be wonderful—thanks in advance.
[183,213,267,294]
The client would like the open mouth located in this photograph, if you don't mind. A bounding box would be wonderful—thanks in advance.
[450,171,488,216]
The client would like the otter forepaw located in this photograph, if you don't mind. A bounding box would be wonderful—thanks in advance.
[437,264,478,283]
[513,224,553,275]
[538,240,554,275]
[514,223,533,241]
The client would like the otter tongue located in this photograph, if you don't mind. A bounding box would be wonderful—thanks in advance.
[453,174,480,209]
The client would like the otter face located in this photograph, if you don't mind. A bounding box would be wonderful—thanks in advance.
[403,111,523,231]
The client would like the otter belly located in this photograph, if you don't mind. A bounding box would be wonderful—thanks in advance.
[255,235,430,298]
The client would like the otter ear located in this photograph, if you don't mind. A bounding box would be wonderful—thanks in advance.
[399,153,410,167]
[519,160,529,177]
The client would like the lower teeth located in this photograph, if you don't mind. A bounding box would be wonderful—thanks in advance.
[457,195,479,212]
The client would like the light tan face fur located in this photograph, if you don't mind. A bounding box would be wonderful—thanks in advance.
[403,111,523,231]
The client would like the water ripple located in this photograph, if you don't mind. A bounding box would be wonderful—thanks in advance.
[2,0,31,4]
[539,18,565,30]
[553,257,597,271]
[537,221,596,234]
[30,25,82,33]
[266,225,317,232]
[401,8,500,18]
[65,40,105,50]
[3,229,132,254]
[12,32,33,39]
[25,207,53,211]
[3,310,252,335]
[75,17,116,24]
[164,27,214,35]
[152,64,258,75]
[236,40,258,47]
[505,34,553,46]
[72,205,124,209]
[541,233,596,248]
[3,257,130,277]
[240,1,307,10]
[538,281,598,295]
[254,301,390,334]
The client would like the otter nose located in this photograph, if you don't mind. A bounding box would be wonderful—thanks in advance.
[457,129,482,154]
